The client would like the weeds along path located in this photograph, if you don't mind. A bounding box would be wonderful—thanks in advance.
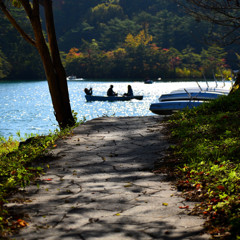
[9,116,209,240]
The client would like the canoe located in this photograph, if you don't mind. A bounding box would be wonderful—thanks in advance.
[85,95,143,102]
[149,100,204,115]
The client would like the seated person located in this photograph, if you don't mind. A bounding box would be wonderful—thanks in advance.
[107,85,117,96]
[123,85,133,97]
[84,88,92,96]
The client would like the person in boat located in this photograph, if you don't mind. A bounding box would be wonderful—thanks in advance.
[84,87,92,96]
[123,85,133,97]
[107,85,117,96]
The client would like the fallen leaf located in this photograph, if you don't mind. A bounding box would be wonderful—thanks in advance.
[124,183,133,188]
[162,203,168,206]
[195,183,201,189]
[42,178,52,181]
[179,206,189,209]
[17,219,28,227]
[115,213,121,216]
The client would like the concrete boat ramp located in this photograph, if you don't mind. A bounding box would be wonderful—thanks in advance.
[9,116,209,240]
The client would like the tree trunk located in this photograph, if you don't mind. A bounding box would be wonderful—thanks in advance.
[30,1,75,129]
[230,72,240,94]
[43,0,75,128]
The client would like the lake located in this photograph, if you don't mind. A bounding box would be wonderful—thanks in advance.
[0,79,231,140]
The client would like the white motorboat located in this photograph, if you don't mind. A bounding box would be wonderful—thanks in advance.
[150,80,230,115]
[149,100,205,115]
[67,76,85,80]
[170,79,232,95]
[170,87,229,95]
[159,89,227,102]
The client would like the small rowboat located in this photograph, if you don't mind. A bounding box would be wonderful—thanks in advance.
[85,95,143,102]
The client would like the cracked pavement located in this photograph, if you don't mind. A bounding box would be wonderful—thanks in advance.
[8,116,209,240]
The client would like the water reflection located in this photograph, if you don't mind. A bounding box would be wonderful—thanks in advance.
[0,80,231,139]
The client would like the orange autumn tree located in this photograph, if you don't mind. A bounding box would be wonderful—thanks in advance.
[0,0,75,129]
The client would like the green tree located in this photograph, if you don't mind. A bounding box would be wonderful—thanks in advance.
[201,45,227,77]
[180,46,201,77]
[99,18,140,50]
[91,1,124,24]
[0,7,44,79]
[0,49,11,79]
[124,30,153,78]
[0,0,74,129]
[176,0,240,90]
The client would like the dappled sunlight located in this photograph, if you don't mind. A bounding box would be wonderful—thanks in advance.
[8,116,209,240]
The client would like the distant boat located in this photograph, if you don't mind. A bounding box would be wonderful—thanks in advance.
[149,100,205,115]
[67,75,77,80]
[67,76,84,81]
[85,95,143,102]
[144,79,153,84]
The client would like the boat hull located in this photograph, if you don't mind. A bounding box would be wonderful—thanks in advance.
[170,87,229,94]
[85,95,143,102]
[159,91,226,102]
[149,100,204,115]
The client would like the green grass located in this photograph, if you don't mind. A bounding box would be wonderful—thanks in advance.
[0,113,84,238]
[167,92,240,239]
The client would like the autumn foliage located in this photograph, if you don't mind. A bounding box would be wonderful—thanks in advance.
[65,31,228,79]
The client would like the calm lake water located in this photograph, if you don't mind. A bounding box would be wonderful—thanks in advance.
[0,79,231,140]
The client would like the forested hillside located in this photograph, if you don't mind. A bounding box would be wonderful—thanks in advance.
[54,0,208,52]
[0,0,238,79]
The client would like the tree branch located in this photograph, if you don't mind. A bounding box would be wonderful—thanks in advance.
[177,0,240,44]
[0,0,36,47]
[19,0,33,17]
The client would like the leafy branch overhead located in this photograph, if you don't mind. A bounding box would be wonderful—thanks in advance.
[0,0,35,46]
[177,0,240,45]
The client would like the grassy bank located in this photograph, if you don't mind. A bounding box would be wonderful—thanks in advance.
[0,117,82,238]
[166,92,240,239]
